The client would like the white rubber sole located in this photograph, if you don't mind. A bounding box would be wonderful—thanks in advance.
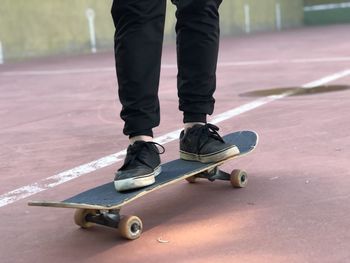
[180,145,240,163]
[114,166,162,192]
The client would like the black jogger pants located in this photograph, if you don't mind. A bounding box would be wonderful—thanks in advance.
[111,0,222,137]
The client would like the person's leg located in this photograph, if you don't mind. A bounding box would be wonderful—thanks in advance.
[174,0,222,124]
[173,0,240,163]
[112,0,166,139]
[111,0,166,191]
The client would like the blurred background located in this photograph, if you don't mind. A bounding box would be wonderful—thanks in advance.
[0,0,349,63]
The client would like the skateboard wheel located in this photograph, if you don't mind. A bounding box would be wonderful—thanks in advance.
[119,215,143,240]
[74,209,97,229]
[230,169,248,188]
[186,176,197,183]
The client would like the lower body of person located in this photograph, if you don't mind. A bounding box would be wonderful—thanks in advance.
[111,0,239,192]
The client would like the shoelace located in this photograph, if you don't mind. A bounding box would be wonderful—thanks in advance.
[120,141,165,170]
[191,124,225,153]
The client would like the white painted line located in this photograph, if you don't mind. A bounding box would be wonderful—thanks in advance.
[304,2,350,11]
[0,150,126,207]
[290,57,350,63]
[0,67,114,76]
[210,96,284,125]
[1,69,350,208]
[2,57,350,76]
[218,60,279,67]
[1,61,280,76]
[302,69,350,89]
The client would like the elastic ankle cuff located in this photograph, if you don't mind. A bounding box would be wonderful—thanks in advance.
[183,113,207,123]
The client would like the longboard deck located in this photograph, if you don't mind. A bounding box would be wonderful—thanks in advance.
[28,131,258,210]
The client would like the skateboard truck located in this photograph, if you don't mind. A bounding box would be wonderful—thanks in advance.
[85,209,120,228]
[199,167,230,181]
[187,167,248,188]
[74,209,143,240]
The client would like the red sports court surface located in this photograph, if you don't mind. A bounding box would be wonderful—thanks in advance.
[1,24,350,263]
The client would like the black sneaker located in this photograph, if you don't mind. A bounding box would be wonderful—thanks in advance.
[179,124,240,163]
[114,141,165,192]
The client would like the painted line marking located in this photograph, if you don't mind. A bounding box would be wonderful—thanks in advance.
[0,67,114,76]
[290,57,350,63]
[1,57,350,76]
[0,69,350,208]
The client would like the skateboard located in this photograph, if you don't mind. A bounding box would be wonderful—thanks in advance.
[28,130,258,240]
